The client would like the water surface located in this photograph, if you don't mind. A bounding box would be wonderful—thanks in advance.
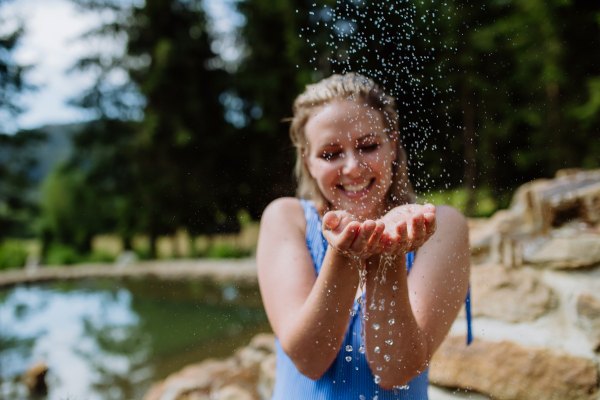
[0,278,270,400]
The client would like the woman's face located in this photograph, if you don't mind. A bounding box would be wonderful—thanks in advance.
[304,99,397,219]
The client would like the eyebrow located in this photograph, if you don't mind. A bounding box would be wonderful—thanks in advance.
[355,133,380,141]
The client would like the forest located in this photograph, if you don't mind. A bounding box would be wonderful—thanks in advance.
[1,0,599,263]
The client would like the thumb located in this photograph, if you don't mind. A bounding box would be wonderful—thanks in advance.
[323,211,342,230]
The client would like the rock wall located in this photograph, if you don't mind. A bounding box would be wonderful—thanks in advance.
[146,169,600,400]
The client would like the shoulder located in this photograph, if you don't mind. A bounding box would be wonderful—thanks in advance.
[435,205,468,232]
[260,197,307,235]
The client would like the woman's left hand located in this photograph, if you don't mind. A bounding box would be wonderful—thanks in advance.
[377,204,437,255]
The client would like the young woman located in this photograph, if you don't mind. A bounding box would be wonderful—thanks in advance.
[257,73,471,399]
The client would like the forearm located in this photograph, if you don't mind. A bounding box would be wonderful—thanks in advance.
[364,255,429,389]
[280,247,360,379]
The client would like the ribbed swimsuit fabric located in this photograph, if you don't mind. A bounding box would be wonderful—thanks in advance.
[271,199,431,400]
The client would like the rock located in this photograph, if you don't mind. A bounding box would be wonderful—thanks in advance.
[430,335,599,400]
[525,234,600,269]
[213,384,254,400]
[468,211,524,256]
[144,336,277,400]
[510,169,600,233]
[22,362,48,395]
[577,293,600,351]
[469,264,555,322]
[258,354,276,400]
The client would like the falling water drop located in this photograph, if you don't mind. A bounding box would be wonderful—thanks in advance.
[373,323,380,331]
[385,339,393,345]
[384,354,390,361]
[359,344,365,354]
[374,346,380,353]
[388,318,395,325]
[346,345,353,352]
[346,356,352,362]
[374,375,381,384]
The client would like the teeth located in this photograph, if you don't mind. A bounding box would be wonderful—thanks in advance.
[342,180,370,193]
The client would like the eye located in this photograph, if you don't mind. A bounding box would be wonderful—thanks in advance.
[359,143,379,153]
[320,151,341,161]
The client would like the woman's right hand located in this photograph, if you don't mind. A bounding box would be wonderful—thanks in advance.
[322,210,386,259]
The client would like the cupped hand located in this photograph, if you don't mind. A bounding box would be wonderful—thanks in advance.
[322,210,386,259]
[377,204,437,255]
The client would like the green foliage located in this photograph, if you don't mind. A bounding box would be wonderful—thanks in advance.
[45,243,82,265]
[202,243,252,259]
[418,187,499,218]
[0,131,46,238]
[44,243,116,265]
[0,240,28,270]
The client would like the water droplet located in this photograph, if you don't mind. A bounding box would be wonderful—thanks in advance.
[374,375,381,384]
[363,314,369,321]
[346,345,353,352]
[384,354,390,361]
[390,301,396,307]
[393,385,410,390]
[388,318,395,325]
[373,324,380,331]
[359,396,366,400]
[346,356,352,362]
[359,344,365,354]
[385,339,393,345]
[374,346,380,353]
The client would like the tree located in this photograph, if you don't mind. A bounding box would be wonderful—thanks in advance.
[0,0,40,238]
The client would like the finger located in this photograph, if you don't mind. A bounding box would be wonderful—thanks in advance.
[422,203,436,214]
[350,220,376,253]
[366,220,385,252]
[395,220,409,254]
[323,211,341,230]
[423,212,437,241]
[337,221,361,251]
[410,213,426,251]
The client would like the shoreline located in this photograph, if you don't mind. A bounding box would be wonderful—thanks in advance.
[0,258,258,288]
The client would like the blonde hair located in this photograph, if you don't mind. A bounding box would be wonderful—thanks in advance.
[289,73,416,213]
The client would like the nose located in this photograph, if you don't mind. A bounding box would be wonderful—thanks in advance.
[342,151,365,178]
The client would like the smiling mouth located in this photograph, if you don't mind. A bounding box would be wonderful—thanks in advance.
[339,179,375,194]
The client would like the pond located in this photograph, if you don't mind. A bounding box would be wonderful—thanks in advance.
[0,278,270,400]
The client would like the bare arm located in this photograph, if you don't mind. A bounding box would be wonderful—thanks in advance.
[257,198,385,379]
[364,206,470,389]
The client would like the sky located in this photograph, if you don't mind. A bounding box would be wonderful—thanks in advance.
[0,0,242,133]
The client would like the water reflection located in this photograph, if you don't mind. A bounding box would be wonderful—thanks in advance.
[0,279,270,400]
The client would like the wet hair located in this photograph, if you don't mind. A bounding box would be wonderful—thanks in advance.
[288,72,416,213]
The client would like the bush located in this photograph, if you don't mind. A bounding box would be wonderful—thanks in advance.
[45,243,82,265]
[0,240,29,270]
[45,243,118,265]
[87,251,116,263]
[204,243,251,259]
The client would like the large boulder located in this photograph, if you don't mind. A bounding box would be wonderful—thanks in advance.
[524,234,600,269]
[430,335,599,400]
[577,293,600,351]
[469,264,555,322]
[144,334,275,400]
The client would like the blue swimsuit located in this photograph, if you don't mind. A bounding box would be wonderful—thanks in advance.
[271,200,472,400]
